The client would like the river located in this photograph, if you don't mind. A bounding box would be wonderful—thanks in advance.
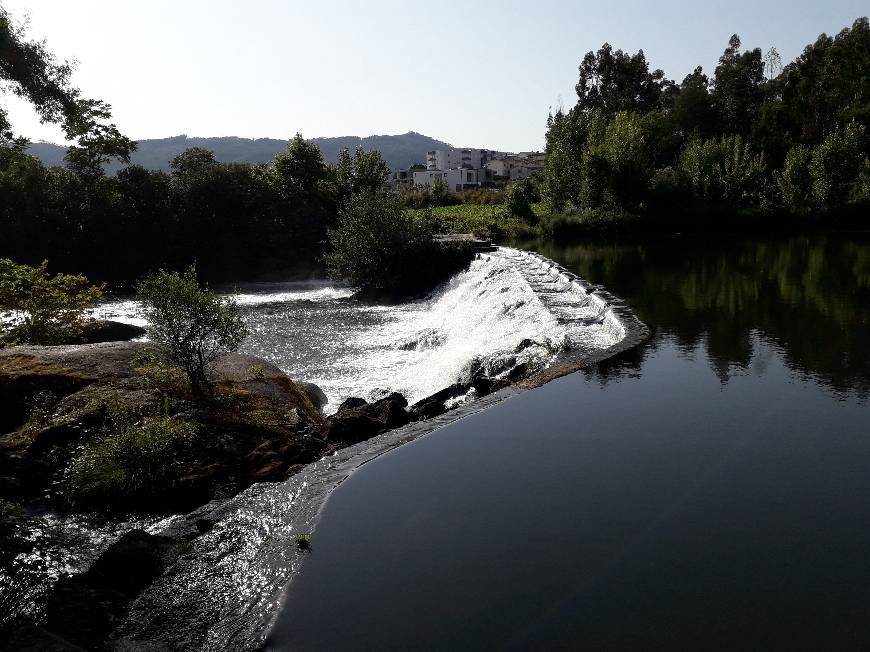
[8,233,870,648]
[266,232,870,649]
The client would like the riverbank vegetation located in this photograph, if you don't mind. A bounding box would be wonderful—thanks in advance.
[538,17,870,232]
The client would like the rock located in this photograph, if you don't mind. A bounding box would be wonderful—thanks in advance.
[322,393,409,445]
[76,320,147,344]
[410,398,447,420]
[297,381,328,412]
[506,362,530,382]
[514,338,540,354]
[337,396,367,413]
[472,376,510,397]
[0,343,328,512]
[39,530,179,649]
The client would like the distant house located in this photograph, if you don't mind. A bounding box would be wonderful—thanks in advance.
[485,151,545,181]
[395,147,540,192]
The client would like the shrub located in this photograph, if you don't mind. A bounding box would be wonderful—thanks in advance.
[0,259,103,345]
[66,396,198,508]
[327,192,473,298]
[136,266,247,393]
[678,135,767,207]
[810,122,867,207]
[776,145,814,211]
[503,180,538,224]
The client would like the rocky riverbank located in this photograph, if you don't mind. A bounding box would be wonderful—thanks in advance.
[0,340,498,648]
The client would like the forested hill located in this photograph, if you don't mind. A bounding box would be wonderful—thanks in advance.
[26,131,454,173]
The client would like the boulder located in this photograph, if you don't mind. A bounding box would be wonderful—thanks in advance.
[337,396,367,413]
[322,393,409,445]
[37,529,179,650]
[297,381,328,412]
[0,342,328,511]
[76,320,147,344]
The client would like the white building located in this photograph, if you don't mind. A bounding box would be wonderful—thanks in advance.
[413,167,490,191]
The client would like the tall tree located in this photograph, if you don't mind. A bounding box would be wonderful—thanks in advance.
[711,35,765,137]
[574,44,672,118]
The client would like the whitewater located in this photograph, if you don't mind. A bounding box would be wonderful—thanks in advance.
[95,248,624,413]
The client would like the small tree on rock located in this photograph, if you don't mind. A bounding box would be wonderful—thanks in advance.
[136,266,247,393]
[0,259,103,345]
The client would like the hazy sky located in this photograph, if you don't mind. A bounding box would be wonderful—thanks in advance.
[3,0,867,151]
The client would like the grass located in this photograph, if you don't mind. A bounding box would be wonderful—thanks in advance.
[406,203,549,241]
[295,533,312,551]
[66,393,198,509]
[131,349,188,392]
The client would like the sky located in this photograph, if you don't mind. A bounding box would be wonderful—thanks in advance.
[3,0,867,152]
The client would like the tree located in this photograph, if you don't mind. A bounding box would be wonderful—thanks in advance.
[333,146,391,201]
[504,179,537,224]
[136,266,247,393]
[673,67,716,138]
[809,122,868,206]
[711,35,765,136]
[575,44,672,118]
[1,6,135,170]
[776,145,814,211]
[272,134,329,197]
[678,135,767,207]
[0,258,103,345]
[325,192,438,296]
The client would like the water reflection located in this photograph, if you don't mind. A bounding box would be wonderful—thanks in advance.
[525,233,870,399]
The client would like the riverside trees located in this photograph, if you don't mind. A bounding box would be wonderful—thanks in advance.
[543,17,870,224]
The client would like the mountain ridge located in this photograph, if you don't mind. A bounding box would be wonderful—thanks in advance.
[25,131,477,173]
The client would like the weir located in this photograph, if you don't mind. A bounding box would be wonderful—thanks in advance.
[105,248,649,649]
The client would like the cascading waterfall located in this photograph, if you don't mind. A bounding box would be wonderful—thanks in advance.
[20,247,640,650]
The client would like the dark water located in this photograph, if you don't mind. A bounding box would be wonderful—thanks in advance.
[268,233,870,649]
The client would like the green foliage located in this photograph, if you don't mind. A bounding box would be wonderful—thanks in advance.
[678,135,767,207]
[776,145,814,211]
[542,17,870,228]
[0,259,103,345]
[325,192,436,295]
[334,146,391,200]
[503,179,538,224]
[136,266,247,392]
[66,394,198,508]
[809,123,867,206]
[579,111,652,211]
[575,43,672,117]
[295,533,312,551]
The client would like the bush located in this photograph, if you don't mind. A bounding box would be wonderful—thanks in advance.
[66,395,198,508]
[776,145,814,211]
[503,180,538,224]
[136,266,247,393]
[0,259,103,345]
[810,122,867,207]
[325,192,473,298]
[678,135,767,207]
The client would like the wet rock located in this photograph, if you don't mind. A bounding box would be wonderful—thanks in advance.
[37,530,179,650]
[472,376,510,397]
[297,381,327,412]
[506,362,530,382]
[323,393,409,445]
[76,320,147,344]
[337,397,367,413]
[514,338,539,354]
[410,398,448,420]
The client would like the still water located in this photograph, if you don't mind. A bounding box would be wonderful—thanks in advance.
[269,233,870,649]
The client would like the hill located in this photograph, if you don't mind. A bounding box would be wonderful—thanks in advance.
[26,132,457,173]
